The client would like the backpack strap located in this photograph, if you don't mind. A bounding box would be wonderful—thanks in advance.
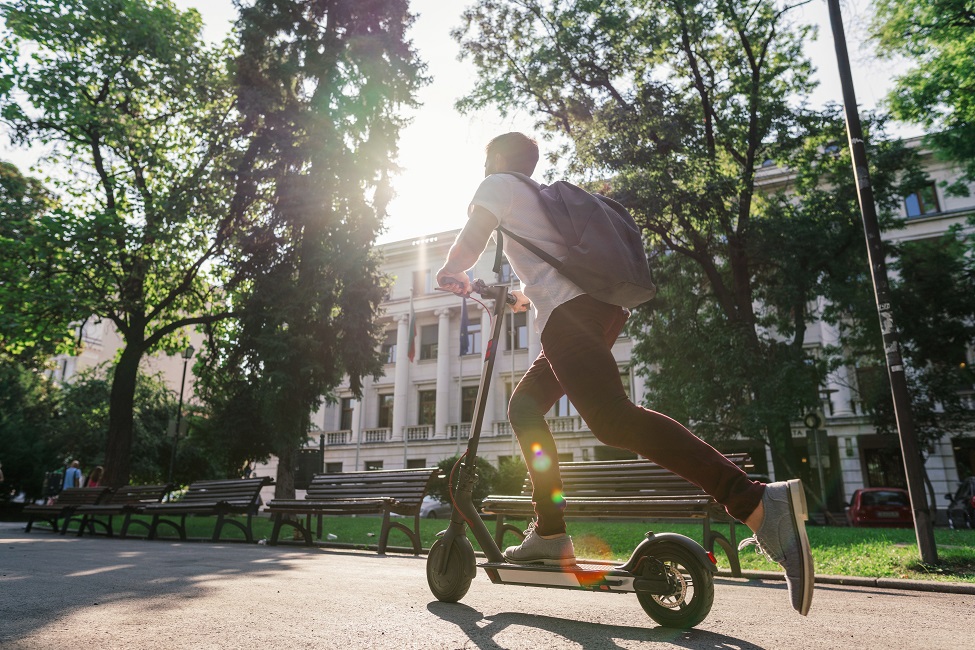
[492,172,565,272]
[495,224,563,270]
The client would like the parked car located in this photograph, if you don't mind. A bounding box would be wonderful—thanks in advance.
[845,487,913,528]
[420,495,453,519]
[945,477,975,530]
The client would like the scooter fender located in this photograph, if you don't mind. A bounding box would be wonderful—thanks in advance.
[617,531,718,575]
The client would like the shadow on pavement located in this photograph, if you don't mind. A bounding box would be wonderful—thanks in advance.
[428,600,768,650]
[0,525,313,644]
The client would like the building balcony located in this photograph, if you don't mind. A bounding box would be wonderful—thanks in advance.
[363,428,391,443]
[326,430,352,445]
[406,425,432,441]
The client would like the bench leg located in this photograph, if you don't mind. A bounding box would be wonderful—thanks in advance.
[378,509,421,555]
[268,514,312,546]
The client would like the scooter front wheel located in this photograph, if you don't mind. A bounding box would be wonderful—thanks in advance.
[426,535,477,602]
[636,541,714,629]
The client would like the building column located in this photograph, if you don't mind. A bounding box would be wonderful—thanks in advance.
[527,309,541,361]
[820,298,854,417]
[435,308,451,437]
[393,314,410,442]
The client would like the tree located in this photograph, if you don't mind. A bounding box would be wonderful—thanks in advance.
[0,355,59,500]
[455,1,927,482]
[48,365,178,484]
[872,0,975,185]
[0,0,242,486]
[855,225,975,457]
[455,0,828,477]
[0,161,71,364]
[195,0,426,498]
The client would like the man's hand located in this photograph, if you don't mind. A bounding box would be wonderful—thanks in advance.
[509,290,530,313]
[436,268,472,296]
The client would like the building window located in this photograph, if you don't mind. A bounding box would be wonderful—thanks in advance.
[378,394,394,428]
[505,312,528,350]
[463,321,482,356]
[365,460,384,471]
[418,389,436,425]
[620,367,632,400]
[406,458,427,469]
[461,385,479,422]
[904,183,940,218]
[381,330,396,364]
[420,324,438,360]
[413,269,433,295]
[497,260,517,284]
[325,462,343,473]
[340,397,354,431]
[552,395,578,417]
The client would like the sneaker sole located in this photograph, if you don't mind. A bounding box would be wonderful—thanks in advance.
[786,478,815,616]
[503,555,578,567]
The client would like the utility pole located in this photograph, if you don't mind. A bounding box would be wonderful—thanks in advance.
[826,0,937,562]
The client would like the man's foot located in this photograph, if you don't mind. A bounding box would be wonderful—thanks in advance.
[738,479,815,616]
[503,521,576,567]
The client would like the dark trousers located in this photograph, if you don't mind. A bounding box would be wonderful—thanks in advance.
[508,294,765,535]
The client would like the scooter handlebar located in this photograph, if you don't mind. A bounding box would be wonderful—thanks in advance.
[439,278,519,305]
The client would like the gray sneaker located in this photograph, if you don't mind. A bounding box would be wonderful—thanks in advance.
[503,521,576,567]
[738,479,815,616]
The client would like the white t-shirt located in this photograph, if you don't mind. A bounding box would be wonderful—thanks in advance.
[469,174,585,334]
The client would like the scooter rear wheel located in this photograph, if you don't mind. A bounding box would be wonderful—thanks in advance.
[636,541,714,629]
[426,535,476,602]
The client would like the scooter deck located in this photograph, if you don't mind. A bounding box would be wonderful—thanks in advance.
[478,560,641,593]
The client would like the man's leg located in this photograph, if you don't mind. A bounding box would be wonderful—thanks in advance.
[507,350,567,535]
[541,294,812,614]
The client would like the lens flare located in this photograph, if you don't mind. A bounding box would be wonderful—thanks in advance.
[550,489,566,508]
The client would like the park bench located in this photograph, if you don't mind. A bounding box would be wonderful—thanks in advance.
[480,453,755,577]
[23,487,113,534]
[65,483,174,538]
[142,477,273,543]
[264,467,443,554]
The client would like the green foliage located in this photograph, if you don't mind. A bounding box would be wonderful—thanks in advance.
[495,455,528,495]
[0,161,75,363]
[883,224,975,444]
[45,365,181,485]
[0,0,242,486]
[429,454,498,506]
[0,356,58,499]
[194,0,426,498]
[454,0,830,476]
[872,0,975,184]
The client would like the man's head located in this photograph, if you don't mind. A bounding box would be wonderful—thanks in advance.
[485,132,539,176]
[70,460,80,468]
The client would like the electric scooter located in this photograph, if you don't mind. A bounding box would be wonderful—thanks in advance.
[426,280,719,629]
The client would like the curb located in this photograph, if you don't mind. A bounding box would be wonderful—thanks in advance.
[717,568,975,595]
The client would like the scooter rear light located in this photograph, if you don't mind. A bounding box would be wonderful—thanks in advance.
[707,551,717,566]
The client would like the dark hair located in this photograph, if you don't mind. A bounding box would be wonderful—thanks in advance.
[486,132,539,175]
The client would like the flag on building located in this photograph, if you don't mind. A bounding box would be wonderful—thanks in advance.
[407,289,417,362]
[459,296,470,356]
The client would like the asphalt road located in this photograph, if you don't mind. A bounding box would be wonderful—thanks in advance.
[0,522,970,649]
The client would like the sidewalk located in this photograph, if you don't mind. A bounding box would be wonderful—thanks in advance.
[2,522,972,650]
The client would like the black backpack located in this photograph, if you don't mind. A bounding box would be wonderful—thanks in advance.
[493,173,656,308]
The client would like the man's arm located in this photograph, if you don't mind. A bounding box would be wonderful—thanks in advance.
[436,205,498,294]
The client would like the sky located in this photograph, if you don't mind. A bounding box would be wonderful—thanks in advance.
[1,0,917,245]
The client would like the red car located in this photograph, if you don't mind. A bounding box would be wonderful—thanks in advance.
[845,488,913,527]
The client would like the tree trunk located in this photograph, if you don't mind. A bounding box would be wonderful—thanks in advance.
[103,343,144,488]
[274,444,296,500]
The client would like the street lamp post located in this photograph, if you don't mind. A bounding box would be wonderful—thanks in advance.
[825,0,937,562]
[168,345,195,486]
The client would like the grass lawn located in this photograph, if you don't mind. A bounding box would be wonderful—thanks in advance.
[130,514,975,584]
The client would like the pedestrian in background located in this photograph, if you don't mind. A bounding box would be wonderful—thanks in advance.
[62,461,82,490]
[85,466,104,488]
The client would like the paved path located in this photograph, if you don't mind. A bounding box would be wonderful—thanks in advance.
[0,523,969,649]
